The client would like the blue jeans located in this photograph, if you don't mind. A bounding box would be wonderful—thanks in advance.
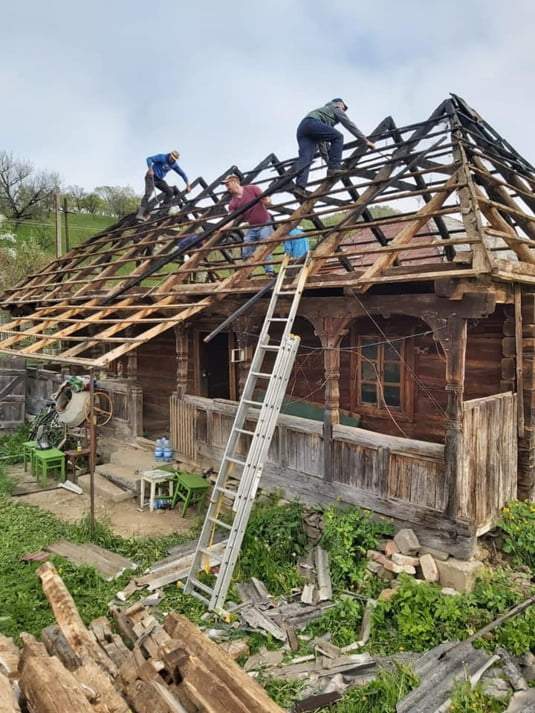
[294,117,344,188]
[243,225,274,274]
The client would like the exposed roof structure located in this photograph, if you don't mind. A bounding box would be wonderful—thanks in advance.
[1,93,535,367]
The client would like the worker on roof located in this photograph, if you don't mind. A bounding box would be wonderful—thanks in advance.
[223,174,274,275]
[136,150,192,221]
[293,98,375,198]
[284,227,309,259]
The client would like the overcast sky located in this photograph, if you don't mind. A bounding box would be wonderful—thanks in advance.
[2,0,534,192]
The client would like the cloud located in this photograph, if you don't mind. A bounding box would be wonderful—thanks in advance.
[1,0,534,190]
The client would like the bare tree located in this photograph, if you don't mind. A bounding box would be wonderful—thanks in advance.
[0,151,60,224]
[66,184,87,212]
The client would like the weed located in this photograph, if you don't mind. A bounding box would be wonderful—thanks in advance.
[0,465,15,496]
[306,596,363,647]
[258,676,306,708]
[235,497,307,595]
[325,665,418,713]
[449,680,509,713]
[320,504,394,588]
[498,500,535,572]
[369,570,535,656]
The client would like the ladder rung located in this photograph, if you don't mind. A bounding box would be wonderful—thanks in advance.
[277,290,297,295]
[242,399,263,407]
[251,372,271,379]
[284,264,303,270]
[188,577,214,596]
[269,317,288,322]
[225,455,246,466]
[235,427,256,435]
[208,516,232,530]
[215,486,238,499]
[260,345,281,352]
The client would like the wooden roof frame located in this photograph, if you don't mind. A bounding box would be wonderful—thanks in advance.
[1,94,534,367]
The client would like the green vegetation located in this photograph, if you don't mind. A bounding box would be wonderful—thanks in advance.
[449,680,509,713]
[321,504,394,588]
[370,571,535,656]
[259,676,307,708]
[306,595,363,646]
[0,494,203,639]
[498,500,535,572]
[235,495,307,595]
[2,212,115,253]
[326,666,418,713]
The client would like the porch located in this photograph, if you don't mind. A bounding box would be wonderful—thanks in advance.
[170,390,517,558]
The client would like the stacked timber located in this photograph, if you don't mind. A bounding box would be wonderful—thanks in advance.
[3,562,283,713]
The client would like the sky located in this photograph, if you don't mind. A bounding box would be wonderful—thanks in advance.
[2,0,535,193]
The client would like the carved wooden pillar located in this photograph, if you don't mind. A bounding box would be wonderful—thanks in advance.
[314,316,351,483]
[442,316,467,519]
[175,325,189,398]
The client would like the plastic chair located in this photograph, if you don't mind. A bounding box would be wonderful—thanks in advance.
[171,472,210,516]
[22,440,38,472]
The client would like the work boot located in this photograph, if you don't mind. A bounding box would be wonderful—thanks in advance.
[326,167,345,178]
[293,185,310,200]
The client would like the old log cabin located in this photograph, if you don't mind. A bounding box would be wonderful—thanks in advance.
[1,94,534,557]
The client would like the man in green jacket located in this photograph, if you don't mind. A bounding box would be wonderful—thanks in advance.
[293,98,375,197]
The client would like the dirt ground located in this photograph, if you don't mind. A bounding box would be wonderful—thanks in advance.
[8,464,197,538]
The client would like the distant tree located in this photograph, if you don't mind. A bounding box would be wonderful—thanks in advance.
[0,151,60,225]
[81,192,105,215]
[95,185,138,218]
[66,184,87,212]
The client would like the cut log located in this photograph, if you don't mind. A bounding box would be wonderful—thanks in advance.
[0,671,20,713]
[178,653,251,713]
[37,561,117,677]
[19,655,95,713]
[0,635,20,678]
[164,613,285,713]
[42,625,82,670]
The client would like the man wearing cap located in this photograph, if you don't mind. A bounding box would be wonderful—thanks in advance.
[224,174,274,275]
[293,99,375,198]
[136,150,192,220]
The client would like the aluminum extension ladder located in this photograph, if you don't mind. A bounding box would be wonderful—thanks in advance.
[184,255,311,611]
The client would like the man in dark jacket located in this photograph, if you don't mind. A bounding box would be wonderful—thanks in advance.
[136,150,191,220]
[293,99,375,197]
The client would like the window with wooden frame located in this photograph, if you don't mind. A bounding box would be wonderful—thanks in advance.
[353,335,413,418]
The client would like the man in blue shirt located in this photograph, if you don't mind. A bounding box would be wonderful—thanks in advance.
[136,150,192,220]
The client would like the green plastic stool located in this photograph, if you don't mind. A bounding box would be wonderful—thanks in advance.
[171,472,210,516]
[22,440,38,472]
[33,448,65,486]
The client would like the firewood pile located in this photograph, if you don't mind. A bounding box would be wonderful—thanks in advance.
[0,561,284,713]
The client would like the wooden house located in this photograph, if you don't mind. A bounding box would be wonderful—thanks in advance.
[1,94,534,557]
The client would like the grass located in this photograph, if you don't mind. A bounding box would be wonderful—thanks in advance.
[449,680,509,713]
[3,213,116,253]
[0,487,201,639]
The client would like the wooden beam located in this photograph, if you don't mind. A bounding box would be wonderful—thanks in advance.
[354,173,459,291]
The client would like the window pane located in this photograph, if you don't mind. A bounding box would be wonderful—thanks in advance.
[384,362,401,383]
[361,361,376,381]
[361,338,378,359]
[384,342,400,361]
[384,385,401,407]
[361,383,377,404]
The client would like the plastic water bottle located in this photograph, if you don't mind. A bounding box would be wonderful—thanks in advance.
[154,438,163,461]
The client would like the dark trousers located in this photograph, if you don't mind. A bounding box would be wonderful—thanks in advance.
[138,173,177,215]
[294,117,344,188]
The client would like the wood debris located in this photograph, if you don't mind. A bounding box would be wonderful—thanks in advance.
[46,540,137,581]
[3,561,284,713]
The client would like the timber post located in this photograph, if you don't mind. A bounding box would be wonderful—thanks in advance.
[314,318,350,483]
[443,316,467,519]
[175,325,189,398]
